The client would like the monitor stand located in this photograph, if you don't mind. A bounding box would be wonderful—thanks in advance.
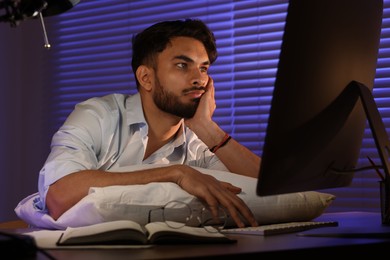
[300,80,390,238]
[353,80,390,226]
[355,81,390,178]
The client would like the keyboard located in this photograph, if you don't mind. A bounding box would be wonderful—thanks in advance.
[221,221,339,236]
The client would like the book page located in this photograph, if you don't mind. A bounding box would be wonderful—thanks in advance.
[56,220,235,245]
[57,220,147,245]
[145,222,235,244]
[24,230,152,249]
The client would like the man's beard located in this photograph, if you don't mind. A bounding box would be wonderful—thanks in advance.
[153,76,201,118]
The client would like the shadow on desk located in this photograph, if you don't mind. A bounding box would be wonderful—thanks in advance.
[0,220,40,259]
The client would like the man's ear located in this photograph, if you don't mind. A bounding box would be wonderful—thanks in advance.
[136,65,153,91]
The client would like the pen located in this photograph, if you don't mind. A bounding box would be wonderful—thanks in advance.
[367,156,385,181]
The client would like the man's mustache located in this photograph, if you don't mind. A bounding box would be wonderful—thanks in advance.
[183,86,206,94]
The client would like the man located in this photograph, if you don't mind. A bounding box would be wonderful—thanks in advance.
[36,19,261,228]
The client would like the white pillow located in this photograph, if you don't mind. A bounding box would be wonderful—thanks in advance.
[15,165,335,229]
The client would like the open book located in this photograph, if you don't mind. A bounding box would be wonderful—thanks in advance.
[56,220,236,246]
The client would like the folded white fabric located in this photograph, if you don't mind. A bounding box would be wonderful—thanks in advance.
[15,165,335,230]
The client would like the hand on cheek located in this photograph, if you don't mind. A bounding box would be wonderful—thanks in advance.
[202,76,216,115]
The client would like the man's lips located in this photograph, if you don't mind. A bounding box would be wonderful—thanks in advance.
[184,89,205,98]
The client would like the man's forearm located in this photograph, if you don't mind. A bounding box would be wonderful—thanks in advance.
[46,166,182,220]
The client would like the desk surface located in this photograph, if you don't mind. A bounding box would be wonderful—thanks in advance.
[5,211,390,259]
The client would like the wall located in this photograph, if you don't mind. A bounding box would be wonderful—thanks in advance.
[0,18,51,222]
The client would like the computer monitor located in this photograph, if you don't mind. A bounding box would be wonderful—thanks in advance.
[256,0,385,196]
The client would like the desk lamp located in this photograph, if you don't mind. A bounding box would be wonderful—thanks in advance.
[0,0,80,48]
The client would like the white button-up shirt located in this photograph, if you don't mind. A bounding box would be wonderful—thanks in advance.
[35,93,228,211]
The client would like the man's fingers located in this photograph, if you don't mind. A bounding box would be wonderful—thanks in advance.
[220,181,242,194]
[205,185,257,228]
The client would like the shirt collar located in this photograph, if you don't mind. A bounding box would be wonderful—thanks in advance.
[173,121,186,147]
[125,93,186,147]
[125,93,147,126]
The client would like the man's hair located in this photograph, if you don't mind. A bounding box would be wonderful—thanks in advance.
[131,19,218,87]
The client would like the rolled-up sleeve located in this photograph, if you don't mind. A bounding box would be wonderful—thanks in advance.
[36,94,127,211]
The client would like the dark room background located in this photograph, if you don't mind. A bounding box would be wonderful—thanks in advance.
[1,0,390,222]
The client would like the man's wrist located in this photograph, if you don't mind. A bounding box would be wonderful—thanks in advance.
[209,133,232,153]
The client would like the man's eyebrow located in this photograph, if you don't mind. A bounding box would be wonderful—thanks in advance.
[173,55,210,65]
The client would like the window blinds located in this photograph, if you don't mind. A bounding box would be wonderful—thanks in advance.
[45,0,390,212]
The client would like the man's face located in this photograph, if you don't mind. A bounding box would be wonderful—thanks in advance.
[152,37,210,118]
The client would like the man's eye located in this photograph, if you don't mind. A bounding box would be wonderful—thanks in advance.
[177,63,187,69]
[200,67,209,73]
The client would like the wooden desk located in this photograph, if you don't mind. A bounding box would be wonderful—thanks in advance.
[4,212,390,259]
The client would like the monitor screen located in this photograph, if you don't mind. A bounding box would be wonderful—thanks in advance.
[256,0,384,196]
